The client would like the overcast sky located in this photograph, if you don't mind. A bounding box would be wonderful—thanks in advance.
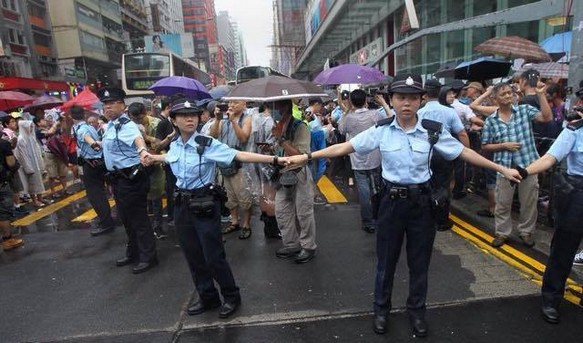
[214,0,273,66]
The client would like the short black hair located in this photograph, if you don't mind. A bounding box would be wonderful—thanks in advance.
[350,89,367,108]
[32,116,43,125]
[128,102,146,117]
[546,83,562,98]
[70,105,85,120]
[1,115,14,127]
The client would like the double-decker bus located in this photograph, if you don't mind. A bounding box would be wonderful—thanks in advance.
[121,52,211,97]
[235,66,287,85]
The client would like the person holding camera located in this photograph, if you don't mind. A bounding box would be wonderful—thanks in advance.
[141,98,288,319]
[99,87,157,274]
[284,73,522,338]
[520,105,583,324]
[70,105,115,237]
[209,100,254,239]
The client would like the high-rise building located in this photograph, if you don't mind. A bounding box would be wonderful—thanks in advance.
[145,0,184,34]
[271,0,306,75]
[182,0,218,80]
[216,11,236,80]
[0,0,59,79]
[233,23,248,69]
[47,0,126,86]
[120,0,149,52]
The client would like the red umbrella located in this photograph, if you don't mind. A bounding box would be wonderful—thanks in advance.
[0,91,34,111]
[24,94,64,112]
[474,36,551,63]
[61,88,101,110]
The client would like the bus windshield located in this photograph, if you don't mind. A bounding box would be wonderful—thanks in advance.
[123,53,171,91]
[236,66,286,84]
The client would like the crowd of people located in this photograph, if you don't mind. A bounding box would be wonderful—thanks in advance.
[1,69,583,334]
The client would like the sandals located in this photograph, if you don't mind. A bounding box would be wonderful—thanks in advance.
[238,227,252,240]
[222,223,240,235]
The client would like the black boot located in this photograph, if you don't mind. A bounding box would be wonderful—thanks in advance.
[262,214,281,239]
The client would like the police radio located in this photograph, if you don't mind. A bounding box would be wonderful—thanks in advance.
[194,135,212,156]
[421,119,442,145]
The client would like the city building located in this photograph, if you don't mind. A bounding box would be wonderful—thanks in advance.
[293,0,569,81]
[120,0,149,52]
[182,0,216,72]
[216,11,236,80]
[0,0,59,79]
[233,23,248,70]
[145,0,184,34]
[271,0,306,76]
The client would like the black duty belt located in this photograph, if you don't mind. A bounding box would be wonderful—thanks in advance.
[383,179,431,199]
[566,175,583,188]
[175,185,213,198]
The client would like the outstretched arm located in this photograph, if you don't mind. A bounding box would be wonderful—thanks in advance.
[525,154,557,175]
[459,147,521,182]
[286,141,355,168]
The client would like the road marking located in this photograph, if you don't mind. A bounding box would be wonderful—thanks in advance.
[11,191,87,227]
[450,214,582,306]
[317,175,347,203]
[71,198,168,222]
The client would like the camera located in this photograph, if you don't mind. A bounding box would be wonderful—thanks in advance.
[341,90,350,100]
[565,111,582,122]
[217,103,229,112]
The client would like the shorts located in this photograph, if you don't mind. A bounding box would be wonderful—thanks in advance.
[0,183,13,221]
[45,152,68,179]
[223,168,253,210]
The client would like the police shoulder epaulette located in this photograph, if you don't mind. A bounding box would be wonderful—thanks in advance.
[567,120,583,131]
[375,116,395,127]
[117,117,130,125]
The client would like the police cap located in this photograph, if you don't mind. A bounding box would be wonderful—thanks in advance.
[388,73,425,94]
[97,87,126,102]
[170,99,203,117]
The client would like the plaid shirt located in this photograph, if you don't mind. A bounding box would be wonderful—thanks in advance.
[481,104,540,169]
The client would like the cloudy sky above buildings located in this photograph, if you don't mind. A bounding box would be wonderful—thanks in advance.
[214,0,273,66]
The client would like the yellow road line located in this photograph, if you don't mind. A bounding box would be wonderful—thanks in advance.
[71,198,168,223]
[317,175,347,203]
[11,191,87,227]
[451,217,582,306]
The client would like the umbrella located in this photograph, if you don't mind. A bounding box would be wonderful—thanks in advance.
[454,57,512,80]
[540,31,571,62]
[362,75,394,88]
[313,63,387,85]
[434,60,463,78]
[0,91,34,111]
[514,62,569,79]
[223,75,328,102]
[149,76,211,100]
[24,95,64,112]
[474,36,551,63]
[61,88,101,111]
[209,85,233,100]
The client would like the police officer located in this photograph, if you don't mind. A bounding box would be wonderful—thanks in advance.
[142,98,287,319]
[286,74,521,337]
[98,87,157,274]
[522,111,583,324]
[70,105,115,236]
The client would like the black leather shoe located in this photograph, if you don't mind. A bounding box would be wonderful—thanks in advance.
[373,315,387,334]
[294,249,316,264]
[132,258,158,274]
[410,317,428,337]
[115,256,136,267]
[187,300,221,316]
[90,226,114,237]
[275,246,301,259]
[218,300,240,318]
[541,306,560,324]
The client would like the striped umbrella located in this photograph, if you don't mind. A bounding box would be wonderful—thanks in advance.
[514,62,569,79]
[474,36,551,63]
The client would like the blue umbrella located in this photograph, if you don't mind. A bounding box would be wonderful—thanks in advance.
[209,85,233,100]
[540,31,571,62]
[149,76,211,100]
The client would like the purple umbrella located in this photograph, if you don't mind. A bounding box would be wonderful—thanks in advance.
[24,95,64,112]
[313,64,387,85]
[149,76,211,100]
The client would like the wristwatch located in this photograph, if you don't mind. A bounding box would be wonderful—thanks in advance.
[306,152,313,161]
[272,156,279,166]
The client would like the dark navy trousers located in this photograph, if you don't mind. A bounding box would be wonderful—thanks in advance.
[174,198,240,304]
[374,189,435,318]
[81,161,114,229]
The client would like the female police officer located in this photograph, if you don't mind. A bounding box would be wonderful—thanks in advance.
[98,87,157,274]
[522,111,583,324]
[142,98,287,319]
[286,74,521,337]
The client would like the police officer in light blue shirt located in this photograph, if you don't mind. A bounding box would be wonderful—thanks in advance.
[143,98,287,320]
[70,105,115,237]
[286,73,521,337]
[98,87,157,274]
[523,113,583,324]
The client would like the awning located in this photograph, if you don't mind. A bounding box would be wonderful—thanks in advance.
[0,77,70,92]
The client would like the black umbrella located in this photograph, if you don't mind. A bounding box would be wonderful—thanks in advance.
[454,57,512,81]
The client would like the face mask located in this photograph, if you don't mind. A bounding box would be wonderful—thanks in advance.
[272,109,282,121]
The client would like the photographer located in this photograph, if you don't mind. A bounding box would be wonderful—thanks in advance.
[70,105,115,237]
[209,100,254,239]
